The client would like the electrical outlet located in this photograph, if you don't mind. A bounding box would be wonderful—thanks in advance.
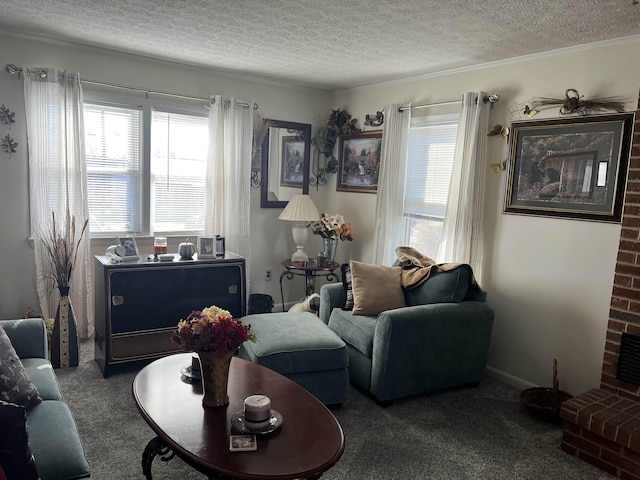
[264,268,272,282]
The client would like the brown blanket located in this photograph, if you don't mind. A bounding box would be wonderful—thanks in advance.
[395,246,475,289]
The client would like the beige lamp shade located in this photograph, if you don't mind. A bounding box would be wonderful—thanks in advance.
[278,194,320,221]
[279,195,319,263]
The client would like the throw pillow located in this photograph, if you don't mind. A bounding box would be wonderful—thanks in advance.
[350,261,406,316]
[341,263,354,310]
[0,401,39,480]
[0,326,42,410]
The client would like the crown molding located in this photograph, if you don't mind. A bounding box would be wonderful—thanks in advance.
[337,34,640,94]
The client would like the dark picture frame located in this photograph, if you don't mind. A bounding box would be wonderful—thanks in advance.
[504,113,634,223]
[337,131,382,193]
[280,136,305,187]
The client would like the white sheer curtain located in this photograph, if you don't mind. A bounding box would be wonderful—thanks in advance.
[372,103,411,265]
[24,67,93,338]
[204,95,253,264]
[438,92,491,282]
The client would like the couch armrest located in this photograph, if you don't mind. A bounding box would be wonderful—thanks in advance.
[319,283,345,324]
[370,301,494,402]
[1,318,48,359]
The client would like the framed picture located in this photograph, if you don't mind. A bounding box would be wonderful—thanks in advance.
[337,131,382,193]
[199,237,215,258]
[116,236,139,260]
[280,136,305,187]
[504,113,634,223]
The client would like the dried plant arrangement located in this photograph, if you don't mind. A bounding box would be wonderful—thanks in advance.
[39,211,89,289]
[525,88,628,117]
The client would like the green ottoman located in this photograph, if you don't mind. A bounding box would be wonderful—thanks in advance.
[238,312,349,406]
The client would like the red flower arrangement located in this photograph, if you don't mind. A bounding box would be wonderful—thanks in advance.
[171,305,255,354]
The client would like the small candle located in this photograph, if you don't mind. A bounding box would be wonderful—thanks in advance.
[244,395,271,423]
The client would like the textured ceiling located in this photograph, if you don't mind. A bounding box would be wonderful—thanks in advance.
[2,0,640,91]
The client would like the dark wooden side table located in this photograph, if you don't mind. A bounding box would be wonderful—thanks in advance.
[279,259,340,312]
[133,353,344,480]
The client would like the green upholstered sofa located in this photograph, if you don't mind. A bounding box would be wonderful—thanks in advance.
[319,264,494,404]
[1,318,91,480]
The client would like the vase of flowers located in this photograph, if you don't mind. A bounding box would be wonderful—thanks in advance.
[39,211,88,368]
[309,213,354,263]
[171,306,255,408]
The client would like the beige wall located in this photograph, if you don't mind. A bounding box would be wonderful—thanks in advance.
[2,31,639,394]
[331,38,640,394]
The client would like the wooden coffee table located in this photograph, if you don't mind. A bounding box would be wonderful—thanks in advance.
[132,353,345,479]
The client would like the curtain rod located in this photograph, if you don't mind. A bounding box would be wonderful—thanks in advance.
[5,64,258,109]
[399,93,500,112]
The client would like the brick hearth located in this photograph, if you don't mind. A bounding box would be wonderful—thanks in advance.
[560,97,640,479]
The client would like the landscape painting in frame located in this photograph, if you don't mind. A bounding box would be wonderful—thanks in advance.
[337,131,382,193]
[280,136,305,187]
[504,113,634,223]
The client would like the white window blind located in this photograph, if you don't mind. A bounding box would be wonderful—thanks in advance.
[84,103,142,234]
[405,116,459,219]
[150,111,208,234]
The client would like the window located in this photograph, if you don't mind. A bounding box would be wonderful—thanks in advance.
[83,95,208,237]
[403,114,459,259]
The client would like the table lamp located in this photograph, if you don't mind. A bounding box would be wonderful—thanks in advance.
[278,194,319,263]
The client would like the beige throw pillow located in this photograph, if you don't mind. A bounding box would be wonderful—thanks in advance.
[350,261,406,316]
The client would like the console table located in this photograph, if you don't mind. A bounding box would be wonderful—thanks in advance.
[279,259,339,312]
[94,253,246,377]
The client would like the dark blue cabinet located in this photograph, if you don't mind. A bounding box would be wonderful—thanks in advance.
[94,253,246,377]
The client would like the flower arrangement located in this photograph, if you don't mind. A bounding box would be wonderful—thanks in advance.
[309,213,354,241]
[39,211,89,289]
[171,305,256,354]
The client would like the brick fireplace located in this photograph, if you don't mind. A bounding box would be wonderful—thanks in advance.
[560,98,640,479]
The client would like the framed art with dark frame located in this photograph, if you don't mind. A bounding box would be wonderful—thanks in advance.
[504,113,634,223]
[337,131,382,193]
[280,136,305,187]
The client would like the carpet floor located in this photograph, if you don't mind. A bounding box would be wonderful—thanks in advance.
[54,339,615,479]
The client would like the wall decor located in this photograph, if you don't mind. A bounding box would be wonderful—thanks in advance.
[280,136,305,187]
[1,134,17,158]
[311,108,361,182]
[364,111,384,127]
[1,104,17,159]
[337,131,382,193]
[0,104,16,126]
[504,113,634,222]
[524,89,628,117]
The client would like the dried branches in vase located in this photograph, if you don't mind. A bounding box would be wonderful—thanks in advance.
[39,211,88,289]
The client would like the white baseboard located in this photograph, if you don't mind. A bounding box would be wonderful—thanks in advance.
[485,366,538,391]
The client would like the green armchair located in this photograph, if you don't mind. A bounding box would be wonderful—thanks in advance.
[319,264,494,403]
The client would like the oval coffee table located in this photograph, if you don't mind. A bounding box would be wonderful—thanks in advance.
[133,353,345,479]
